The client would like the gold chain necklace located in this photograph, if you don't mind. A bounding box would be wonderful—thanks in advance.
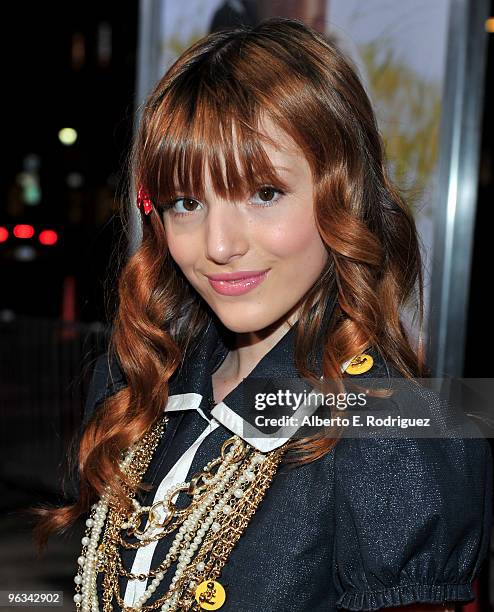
[74,413,287,611]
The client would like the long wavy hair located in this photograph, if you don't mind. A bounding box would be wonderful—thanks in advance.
[31,16,427,552]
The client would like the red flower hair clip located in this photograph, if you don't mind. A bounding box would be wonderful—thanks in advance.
[136,185,153,215]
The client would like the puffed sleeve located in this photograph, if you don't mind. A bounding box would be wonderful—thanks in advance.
[332,433,493,610]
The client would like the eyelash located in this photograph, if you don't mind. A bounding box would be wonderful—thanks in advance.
[160,185,286,217]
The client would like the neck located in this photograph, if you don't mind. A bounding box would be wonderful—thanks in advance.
[218,305,300,382]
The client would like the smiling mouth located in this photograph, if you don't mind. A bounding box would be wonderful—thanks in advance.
[206,269,270,296]
[205,269,270,282]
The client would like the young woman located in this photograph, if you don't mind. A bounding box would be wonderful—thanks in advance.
[33,17,492,612]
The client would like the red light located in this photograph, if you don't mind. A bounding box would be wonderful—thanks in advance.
[13,224,35,239]
[39,229,58,246]
[0,227,8,242]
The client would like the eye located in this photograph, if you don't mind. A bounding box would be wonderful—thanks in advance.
[250,185,285,207]
[160,185,285,218]
[161,197,203,217]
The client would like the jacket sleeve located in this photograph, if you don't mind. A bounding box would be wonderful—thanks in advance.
[332,430,493,611]
[81,350,127,428]
[64,351,127,502]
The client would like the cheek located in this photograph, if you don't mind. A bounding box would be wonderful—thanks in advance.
[164,229,197,271]
[262,212,325,261]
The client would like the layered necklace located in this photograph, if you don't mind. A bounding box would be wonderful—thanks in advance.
[74,412,287,611]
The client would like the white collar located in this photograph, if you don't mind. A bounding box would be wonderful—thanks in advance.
[164,356,357,453]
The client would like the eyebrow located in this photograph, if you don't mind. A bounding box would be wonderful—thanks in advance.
[274,166,293,173]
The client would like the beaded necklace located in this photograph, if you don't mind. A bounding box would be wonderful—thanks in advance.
[74,407,287,611]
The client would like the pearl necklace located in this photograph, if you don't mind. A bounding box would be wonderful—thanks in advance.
[74,415,168,611]
[74,414,286,611]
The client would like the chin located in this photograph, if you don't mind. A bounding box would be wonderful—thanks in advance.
[211,306,269,334]
[214,316,260,335]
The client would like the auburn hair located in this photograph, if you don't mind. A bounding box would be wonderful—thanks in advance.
[31,16,427,552]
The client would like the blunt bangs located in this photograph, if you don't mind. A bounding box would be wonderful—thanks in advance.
[137,71,293,209]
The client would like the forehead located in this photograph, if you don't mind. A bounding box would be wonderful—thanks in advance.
[256,115,303,157]
[247,115,303,165]
[197,116,304,187]
[147,103,312,206]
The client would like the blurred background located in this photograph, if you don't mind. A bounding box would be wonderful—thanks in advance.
[0,1,493,610]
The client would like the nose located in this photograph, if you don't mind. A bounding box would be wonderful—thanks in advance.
[205,199,249,264]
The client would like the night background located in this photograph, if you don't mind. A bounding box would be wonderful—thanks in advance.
[0,4,139,608]
[1,2,138,323]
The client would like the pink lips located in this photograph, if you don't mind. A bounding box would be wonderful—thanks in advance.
[206,269,270,296]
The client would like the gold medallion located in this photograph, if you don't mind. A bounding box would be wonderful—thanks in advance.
[345,353,373,375]
[194,579,226,609]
